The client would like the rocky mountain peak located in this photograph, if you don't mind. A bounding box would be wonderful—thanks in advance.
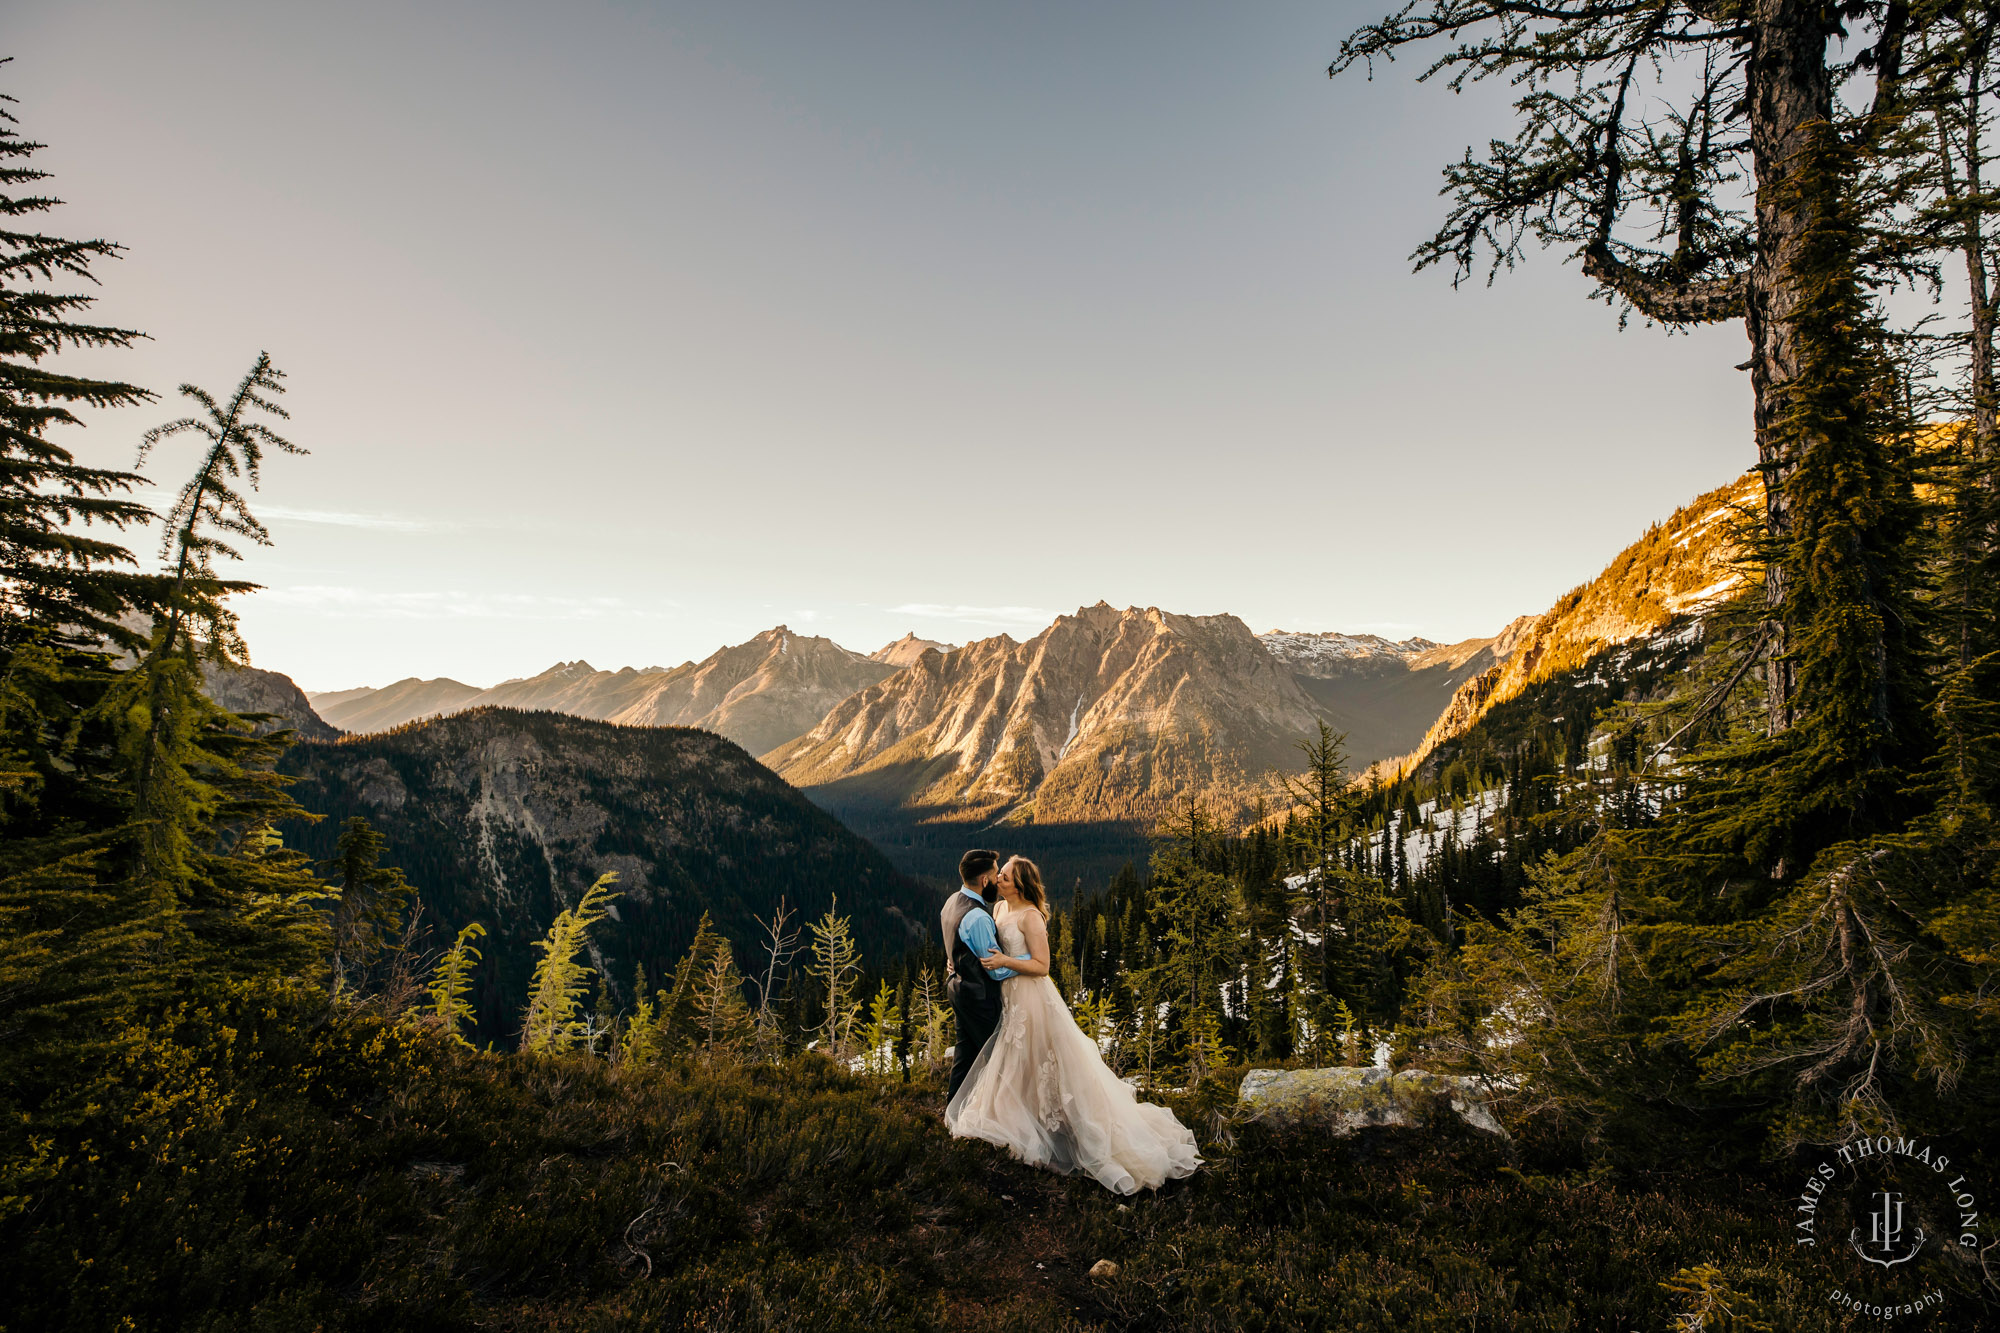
[310,627,896,755]
[202,662,342,741]
[769,600,1324,829]
[869,632,956,667]
[1489,614,1537,662]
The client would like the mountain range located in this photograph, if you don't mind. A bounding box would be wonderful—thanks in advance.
[770,602,1323,828]
[246,471,1760,888]
[314,627,913,757]
[308,617,1507,809]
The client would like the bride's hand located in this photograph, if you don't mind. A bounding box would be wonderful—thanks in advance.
[977,949,1012,971]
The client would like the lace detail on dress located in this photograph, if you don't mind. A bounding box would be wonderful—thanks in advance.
[1002,995,1028,1048]
[1036,1046,1066,1132]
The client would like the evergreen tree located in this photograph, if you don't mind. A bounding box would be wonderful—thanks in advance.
[111,352,303,896]
[1669,134,1930,880]
[617,979,661,1068]
[654,912,724,1056]
[0,72,157,648]
[808,895,861,1059]
[520,874,619,1055]
[690,934,753,1061]
[1282,723,1358,998]
[857,979,902,1076]
[1143,802,1237,1080]
[0,83,174,1212]
[319,816,415,997]
[426,922,486,1048]
[907,966,950,1074]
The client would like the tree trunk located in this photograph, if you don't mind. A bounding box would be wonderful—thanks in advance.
[1965,53,1996,464]
[1938,47,1995,670]
[1744,0,1838,736]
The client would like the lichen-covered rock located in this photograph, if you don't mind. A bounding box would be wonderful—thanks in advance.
[1238,1066,1507,1138]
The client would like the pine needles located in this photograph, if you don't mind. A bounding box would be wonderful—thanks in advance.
[521,873,619,1055]
[427,922,486,1047]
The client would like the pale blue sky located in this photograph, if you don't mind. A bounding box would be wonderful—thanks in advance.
[10,1,1750,690]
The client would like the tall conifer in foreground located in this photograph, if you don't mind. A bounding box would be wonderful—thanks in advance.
[0,77,168,1217]
[1330,0,2000,1154]
[0,75,330,1230]
[1328,0,1996,742]
[0,68,156,647]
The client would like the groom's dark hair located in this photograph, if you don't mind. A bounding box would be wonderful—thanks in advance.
[958,849,999,886]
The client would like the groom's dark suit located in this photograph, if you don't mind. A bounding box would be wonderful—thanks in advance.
[942,886,1006,1102]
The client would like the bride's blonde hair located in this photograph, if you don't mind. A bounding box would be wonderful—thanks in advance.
[1003,855,1050,920]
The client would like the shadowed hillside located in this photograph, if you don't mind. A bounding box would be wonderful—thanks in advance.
[278,708,934,1042]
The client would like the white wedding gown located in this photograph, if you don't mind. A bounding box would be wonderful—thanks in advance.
[945,903,1201,1194]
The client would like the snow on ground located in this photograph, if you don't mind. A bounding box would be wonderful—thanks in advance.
[1663,575,1740,613]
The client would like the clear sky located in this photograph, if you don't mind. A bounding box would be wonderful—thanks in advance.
[10,1,1752,691]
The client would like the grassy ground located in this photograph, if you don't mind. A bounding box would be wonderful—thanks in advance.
[5,982,1993,1331]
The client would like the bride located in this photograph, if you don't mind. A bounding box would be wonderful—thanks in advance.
[945,855,1201,1194]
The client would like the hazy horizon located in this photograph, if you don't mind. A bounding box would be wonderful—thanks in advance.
[11,1,1752,692]
[299,600,1531,695]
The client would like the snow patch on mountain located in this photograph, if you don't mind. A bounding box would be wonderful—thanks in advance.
[1259,630,1443,673]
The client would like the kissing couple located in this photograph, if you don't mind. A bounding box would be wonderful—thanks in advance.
[939,849,1201,1194]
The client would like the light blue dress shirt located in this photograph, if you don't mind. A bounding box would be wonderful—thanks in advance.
[956,886,1017,980]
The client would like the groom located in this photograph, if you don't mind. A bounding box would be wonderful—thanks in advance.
[941,848,1014,1102]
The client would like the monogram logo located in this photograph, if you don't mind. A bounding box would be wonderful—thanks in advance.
[1850,1190,1925,1268]
[1784,1133,1985,1323]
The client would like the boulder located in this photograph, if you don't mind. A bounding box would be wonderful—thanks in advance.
[1237,1066,1507,1138]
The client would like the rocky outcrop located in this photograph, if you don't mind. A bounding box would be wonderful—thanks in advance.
[1238,1066,1507,1138]
[770,602,1325,827]
[202,663,341,741]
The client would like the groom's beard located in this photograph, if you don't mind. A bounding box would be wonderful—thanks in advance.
[983,882,999,906]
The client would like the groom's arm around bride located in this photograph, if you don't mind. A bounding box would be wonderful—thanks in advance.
[939,849,1011,1102]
